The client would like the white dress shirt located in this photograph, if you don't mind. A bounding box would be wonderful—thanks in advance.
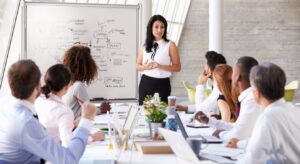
[239,98,300,164]
[0,98,92,163]
[208,87,262,141]
[187,81,220,115]
[35,93,74,147]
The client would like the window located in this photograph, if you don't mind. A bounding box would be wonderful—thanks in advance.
[152,0,191,44]
[0,0,22,97]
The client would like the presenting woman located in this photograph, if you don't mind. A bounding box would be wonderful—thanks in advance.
[136,15,181,105]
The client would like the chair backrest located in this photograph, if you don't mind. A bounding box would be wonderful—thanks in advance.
[284,80,299,102]
[182,81,196,104]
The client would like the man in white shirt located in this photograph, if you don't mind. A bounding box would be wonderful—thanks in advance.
[177,51,226,115]
[0,60,97,163]
[195,56,262,148]
[239,63,300,163]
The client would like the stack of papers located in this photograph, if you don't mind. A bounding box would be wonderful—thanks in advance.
[201,146,244,157]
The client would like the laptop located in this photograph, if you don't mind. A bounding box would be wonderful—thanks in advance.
[159,128,237,164]
[159,128,209,163]
[123,105,139,137]
[175,113,223,143]
[108,105,139,139]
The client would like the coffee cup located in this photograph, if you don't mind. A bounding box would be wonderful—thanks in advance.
[166,106,176,116]
[167,96,176,106]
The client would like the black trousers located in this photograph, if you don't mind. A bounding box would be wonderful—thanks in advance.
[139,74,171,105]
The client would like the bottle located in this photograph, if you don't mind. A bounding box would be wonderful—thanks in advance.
[165,96,177,131]
[153,92,160,102]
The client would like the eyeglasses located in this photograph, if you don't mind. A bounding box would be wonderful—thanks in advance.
[151,43,159,60]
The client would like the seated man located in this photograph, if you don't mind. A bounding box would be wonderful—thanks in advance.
[195,57,262,148]
[0,60,96,163]
[177,51,226,115]
[239,63,300,163]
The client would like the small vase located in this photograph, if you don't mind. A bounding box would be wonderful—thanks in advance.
[148,122,162,140]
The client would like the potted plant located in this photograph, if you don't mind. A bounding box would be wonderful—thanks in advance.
[143,94,167,140]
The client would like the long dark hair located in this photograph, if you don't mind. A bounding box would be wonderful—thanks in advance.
[41,64,71,98]
[145,15,169,53]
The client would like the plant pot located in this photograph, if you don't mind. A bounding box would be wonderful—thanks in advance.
[148,122,163,140]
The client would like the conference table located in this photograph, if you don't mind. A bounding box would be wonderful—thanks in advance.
[79,103,243,164]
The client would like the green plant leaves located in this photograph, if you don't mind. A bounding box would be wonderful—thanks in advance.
[143,94,167,123]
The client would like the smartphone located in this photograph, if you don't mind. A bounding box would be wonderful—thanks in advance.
[186,124,209,128]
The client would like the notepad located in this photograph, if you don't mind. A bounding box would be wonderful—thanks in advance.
[134,141,173,154]
[80,142,116,164]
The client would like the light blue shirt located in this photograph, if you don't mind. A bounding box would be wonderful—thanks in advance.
[0,98,91,163]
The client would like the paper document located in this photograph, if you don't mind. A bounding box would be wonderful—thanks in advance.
[94,115,109,125]
[201,146,244,157]
[201,153,235,164]
[111,105,130,113]
[80,143,116,164]
[136,141,170,147]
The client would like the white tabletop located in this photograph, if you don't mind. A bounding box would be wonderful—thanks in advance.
[80,104,241,164]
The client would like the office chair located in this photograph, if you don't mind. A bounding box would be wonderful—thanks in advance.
[284,80,299,102]
[182,80,196,104]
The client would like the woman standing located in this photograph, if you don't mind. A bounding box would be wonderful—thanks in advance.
[136,15,181,105]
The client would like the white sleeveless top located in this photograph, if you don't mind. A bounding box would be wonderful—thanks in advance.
[142,39,172,78]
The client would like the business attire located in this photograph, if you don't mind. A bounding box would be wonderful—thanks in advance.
[139,39,172,105]
[63,81,89,119]
[187,81,220,115]
[239,98,300,163]
[0,98,92,163]
[208,87,262,141]
[35,94,74,147]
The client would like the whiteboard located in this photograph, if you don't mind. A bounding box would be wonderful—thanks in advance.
[23,2,140,99]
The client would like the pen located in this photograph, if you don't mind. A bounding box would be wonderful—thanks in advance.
[74,95,84,105]
[90,97,104,101]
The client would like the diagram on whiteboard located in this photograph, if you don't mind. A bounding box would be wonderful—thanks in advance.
[25,4,139,99]
[55,19,128,70]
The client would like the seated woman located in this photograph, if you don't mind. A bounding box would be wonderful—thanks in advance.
[62,45,110,122]
[35,64,104,147]
[212,64,237,122]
